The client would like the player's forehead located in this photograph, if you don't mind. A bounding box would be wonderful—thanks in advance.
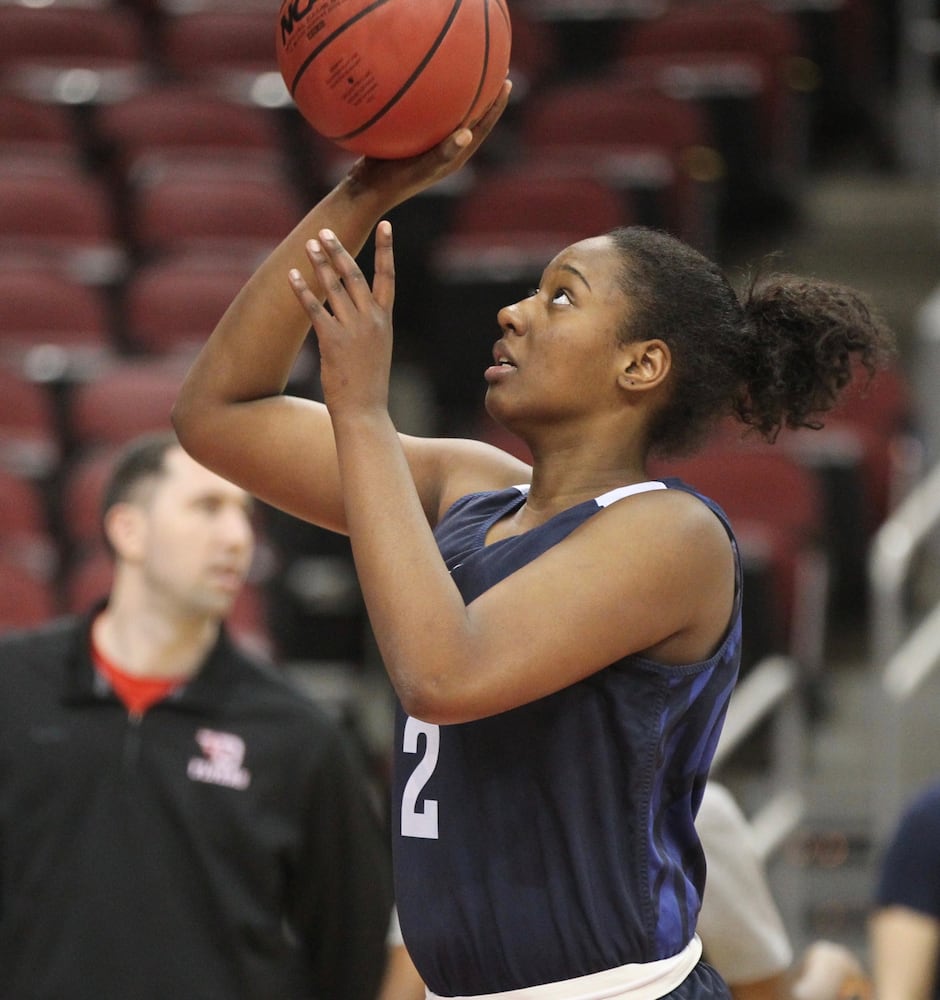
[542,235,621,292]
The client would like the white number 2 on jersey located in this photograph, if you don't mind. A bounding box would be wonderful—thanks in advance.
[401,717,440,839]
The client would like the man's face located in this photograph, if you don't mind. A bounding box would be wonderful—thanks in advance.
[127,447,255,620]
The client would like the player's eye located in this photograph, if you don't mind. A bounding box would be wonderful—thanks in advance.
[551,289,572,306]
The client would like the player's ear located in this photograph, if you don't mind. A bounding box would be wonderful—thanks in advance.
[618,339,671,392]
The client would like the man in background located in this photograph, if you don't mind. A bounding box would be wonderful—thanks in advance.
[0,431,392,999]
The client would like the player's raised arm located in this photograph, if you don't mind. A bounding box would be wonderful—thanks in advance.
[172,84,513,533]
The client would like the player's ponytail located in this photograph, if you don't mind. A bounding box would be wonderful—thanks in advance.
[733,273,895,441]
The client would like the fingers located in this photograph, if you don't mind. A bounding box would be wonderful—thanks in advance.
[287,266,323,317]
[286,236,346,323]
[288,225,395,323]
[311,229,367,304]
[372,220,395,312]
[432,78,512,170]
[468,78,513,132]
[295,230,363,327]
[456,79,513,148]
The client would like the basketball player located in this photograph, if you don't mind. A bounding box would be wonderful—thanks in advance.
[173,82,893,998]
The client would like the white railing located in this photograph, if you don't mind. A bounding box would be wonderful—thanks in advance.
[712,653,806,862]
[870,458,940,844]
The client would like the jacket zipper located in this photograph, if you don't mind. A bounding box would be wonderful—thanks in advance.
[123,710,143,772]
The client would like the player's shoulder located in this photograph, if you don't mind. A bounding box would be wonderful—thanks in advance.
[597,478,730,538]
[402,430,532,524]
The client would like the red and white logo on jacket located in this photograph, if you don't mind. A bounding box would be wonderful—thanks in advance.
[187,728,251,790]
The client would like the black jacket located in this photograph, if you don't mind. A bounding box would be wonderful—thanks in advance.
[0,610,392,1000]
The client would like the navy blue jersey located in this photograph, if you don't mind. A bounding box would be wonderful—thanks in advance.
[391,481,743,996]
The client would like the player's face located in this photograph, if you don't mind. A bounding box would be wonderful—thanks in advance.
[486,236,633,425]
[133,447,255,620]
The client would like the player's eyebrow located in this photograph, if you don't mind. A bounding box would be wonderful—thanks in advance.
[558,263,591,292]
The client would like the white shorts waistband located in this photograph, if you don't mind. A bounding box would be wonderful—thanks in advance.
[427,935,703,1000]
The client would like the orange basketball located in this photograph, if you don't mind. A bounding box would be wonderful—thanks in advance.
[275,0,511,159]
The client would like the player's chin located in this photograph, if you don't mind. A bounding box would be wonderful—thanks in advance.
[483,387,518,427]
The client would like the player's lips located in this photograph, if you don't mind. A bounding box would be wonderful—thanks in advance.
[492,342,517,367]
[484,343,518,383]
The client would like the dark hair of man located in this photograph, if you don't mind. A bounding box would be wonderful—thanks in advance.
[99,431,179,551]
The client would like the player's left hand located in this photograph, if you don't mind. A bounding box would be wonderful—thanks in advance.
[288,220,395,418]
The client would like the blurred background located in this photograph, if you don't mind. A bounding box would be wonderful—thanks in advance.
[1,0,939,965]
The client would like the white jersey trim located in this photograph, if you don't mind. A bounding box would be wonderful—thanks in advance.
[595,481,668,507]
[511,482,668,508]
[426,935,703,1000]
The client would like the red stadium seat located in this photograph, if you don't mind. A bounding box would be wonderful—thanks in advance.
[57,445,119,554]
[519,78,723,254]
[160,10,281,83]
[446,168,628,241]
[0,264,115,370]
[64,357,186,455]
[0,93,82,162]
[0,4,152,107]
[0,554,58,630]
[124,154,301,260]
[120,252,256,357]
[817,361,918,526]
[94,83,290,186]
[0,4,147,69]
[62,544,113,614]
[0,463,58,627]
[0,365,59,478]
[0,466,48,536]
[616,0,812,214]
[0,158,126,286]
[780,360,920,620]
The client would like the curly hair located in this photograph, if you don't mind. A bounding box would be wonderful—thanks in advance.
[607,226,896,458]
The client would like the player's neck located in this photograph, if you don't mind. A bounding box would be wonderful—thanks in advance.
[525,444,649,516]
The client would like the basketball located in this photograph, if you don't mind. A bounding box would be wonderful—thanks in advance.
[275,0,512,159]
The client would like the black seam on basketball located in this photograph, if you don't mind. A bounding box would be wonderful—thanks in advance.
[330,0,465,144]
[287,0,397,95]
[492,0,510,31]
[464,0,491,124]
